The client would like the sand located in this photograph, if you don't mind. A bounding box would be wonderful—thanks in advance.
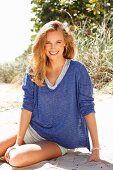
[0,83,113,170]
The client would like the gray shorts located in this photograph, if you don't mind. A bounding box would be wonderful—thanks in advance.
[24,125,68,155]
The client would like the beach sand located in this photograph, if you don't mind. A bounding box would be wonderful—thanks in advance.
[0,83,113,170]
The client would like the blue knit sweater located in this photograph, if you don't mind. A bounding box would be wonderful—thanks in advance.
[22,60,95,150]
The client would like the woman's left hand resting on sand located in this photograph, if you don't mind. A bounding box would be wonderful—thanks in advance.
[89,148,100,162]
[84,112,109,164]
[88,149,109,164]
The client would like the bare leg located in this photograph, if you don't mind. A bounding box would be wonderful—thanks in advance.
[0,131,17,157]
[8,140,62,167]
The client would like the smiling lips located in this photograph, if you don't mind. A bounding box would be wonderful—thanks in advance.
[49,51,59,55]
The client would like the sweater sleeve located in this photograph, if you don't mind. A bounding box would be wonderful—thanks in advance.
[21,73,35,112]
[78,64,95,116]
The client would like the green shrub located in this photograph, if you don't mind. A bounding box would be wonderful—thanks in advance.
[0,25,113,92]
[0,63,17,83]
[0,45,31,84]
[76,22,113,89]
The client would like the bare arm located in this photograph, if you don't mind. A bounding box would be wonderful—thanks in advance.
[5,109,32,162]
[84,112,99,149]
[84,112,100,161]
[16,109,32,145]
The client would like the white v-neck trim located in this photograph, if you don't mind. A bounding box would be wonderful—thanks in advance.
[45,59,71,90]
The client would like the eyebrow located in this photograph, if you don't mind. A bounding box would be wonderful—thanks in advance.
[46,40,62,42]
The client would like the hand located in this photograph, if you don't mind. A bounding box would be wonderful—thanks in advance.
[88,149,109,164]
[88,149,100,162]
[4,144,19,163]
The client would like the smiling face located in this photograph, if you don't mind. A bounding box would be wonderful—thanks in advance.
[44,30,65,61]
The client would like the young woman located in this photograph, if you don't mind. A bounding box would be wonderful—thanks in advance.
[0,21,101,167]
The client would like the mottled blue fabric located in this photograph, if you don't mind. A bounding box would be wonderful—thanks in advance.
[22,60,95,150]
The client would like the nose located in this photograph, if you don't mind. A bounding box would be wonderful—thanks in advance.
[51,43,56,49]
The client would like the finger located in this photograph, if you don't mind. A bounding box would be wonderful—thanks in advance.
[87,157,100,162]
[87,156,94,162]
[5,156,9,162]
[4,152,10,162]
[0,156,5,161]
[5,148,11,158]
[85,158,93,163]
[5,147,15,162]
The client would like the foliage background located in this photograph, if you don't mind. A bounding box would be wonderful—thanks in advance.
[31,0,113,35]
[0,0,113,92]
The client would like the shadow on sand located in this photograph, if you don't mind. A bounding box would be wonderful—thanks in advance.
[0,151,113,170]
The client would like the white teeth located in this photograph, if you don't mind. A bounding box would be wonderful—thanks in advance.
[50,51,58,55]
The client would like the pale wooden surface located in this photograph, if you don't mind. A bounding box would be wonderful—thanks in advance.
[0,84,113,170]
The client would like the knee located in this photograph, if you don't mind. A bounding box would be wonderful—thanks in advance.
[8,151,25,167]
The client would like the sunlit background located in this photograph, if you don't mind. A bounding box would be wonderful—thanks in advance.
[0,0,32,63]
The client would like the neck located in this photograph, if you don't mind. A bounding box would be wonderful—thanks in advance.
[47,58,66,70]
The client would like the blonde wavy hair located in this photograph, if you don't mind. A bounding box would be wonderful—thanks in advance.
[29,20,76,86]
